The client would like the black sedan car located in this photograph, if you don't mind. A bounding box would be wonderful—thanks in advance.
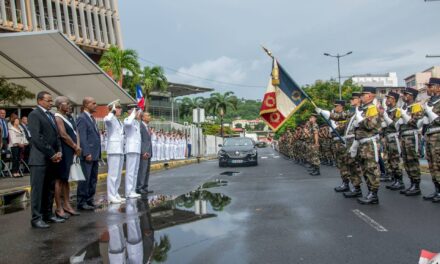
[218,137,258,167]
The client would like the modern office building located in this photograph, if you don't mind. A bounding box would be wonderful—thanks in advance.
[351,72,398,87]
[0,0,123,62]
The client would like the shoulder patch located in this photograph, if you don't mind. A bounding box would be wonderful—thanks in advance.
[366,105,378,118]
[395,108,401,118]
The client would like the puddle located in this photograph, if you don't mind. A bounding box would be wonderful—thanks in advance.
[70,182,235,263]
[220,171,240,177]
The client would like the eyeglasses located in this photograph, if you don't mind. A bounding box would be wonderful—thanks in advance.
[42,99,53,103]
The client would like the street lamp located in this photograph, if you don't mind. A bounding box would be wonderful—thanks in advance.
[324,51,353,100]
[426,55,440,58]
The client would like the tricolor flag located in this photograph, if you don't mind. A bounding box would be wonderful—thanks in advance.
[136,84,145,110]
[259,59,306,131]
[419,250,439,264]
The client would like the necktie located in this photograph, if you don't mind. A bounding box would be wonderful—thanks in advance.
[91,115,98,132]
[46,111,56,128]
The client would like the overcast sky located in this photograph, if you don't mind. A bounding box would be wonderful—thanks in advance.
[118,0,440,99]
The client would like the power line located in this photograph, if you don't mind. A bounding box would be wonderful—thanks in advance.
[138,56,262,88]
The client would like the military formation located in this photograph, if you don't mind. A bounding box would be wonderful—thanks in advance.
[278,77,440,205]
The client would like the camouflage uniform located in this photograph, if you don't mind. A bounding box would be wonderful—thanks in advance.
[308,122,320,167]
[355,99,382,204]
[381,105,404,190]
[424,94,440,202]
[399,100,424,196]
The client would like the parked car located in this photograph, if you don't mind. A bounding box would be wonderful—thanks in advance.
[218,137,258,167]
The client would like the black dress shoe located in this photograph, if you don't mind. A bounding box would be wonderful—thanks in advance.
[55,211,70,220]
[31,220,50,229]
[78,204,95,211]
[43,216,66,223]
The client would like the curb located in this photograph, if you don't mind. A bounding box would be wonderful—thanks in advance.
[0,156,217,206]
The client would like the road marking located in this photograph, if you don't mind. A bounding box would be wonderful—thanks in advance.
[273,156,280,158]
[352,209,388,232]
[261,157,268,159]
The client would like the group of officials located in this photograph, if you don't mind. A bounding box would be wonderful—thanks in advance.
[278,77,440,205]
[28,91,153,229]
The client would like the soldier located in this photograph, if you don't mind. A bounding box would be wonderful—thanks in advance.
[398,87,424,196]
[353,87,382,204]
[381,92,404,191]
[308,114,321,176]
[422,78,440,203]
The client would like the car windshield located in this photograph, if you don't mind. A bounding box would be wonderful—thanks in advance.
[224,138,253,146]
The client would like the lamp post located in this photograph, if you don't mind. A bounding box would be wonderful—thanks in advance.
[324,51,353,100]
[426,55,440,58]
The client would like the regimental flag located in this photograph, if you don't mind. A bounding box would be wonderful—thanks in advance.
[259,59,306,131]
[136,84,145,110]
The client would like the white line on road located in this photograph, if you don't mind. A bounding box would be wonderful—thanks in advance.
[261,157,268,159]
[352,209,388,232]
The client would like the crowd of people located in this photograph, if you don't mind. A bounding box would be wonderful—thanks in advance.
[278,77,440,205]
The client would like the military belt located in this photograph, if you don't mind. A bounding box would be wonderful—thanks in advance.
[426,127,440,135]
[358,135,380,162]
[386,132,402,155]
[401,129,419,154]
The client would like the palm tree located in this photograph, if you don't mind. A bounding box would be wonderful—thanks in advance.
[205,91,238,137]
[175,96,205,120]
[98,45,140,84]
[141,66,168,97]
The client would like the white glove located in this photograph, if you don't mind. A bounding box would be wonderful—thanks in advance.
[400,108,411,123]
[315,107,322,114]
[381,121,387,128]
[111,103,116,113]
[355,107,364,124]
[417,116,429,129]
[383,111,393,126]
[395,118,404,131]
[424,102,439,123]
[320,109,331,120]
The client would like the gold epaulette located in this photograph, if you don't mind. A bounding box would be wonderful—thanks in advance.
[365,105,378,118]
[410,103,423,114]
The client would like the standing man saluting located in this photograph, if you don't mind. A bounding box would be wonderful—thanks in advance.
[76,97,101,210]
[136,111,153,194]
[28,91,64,228]
[124,108,142,199]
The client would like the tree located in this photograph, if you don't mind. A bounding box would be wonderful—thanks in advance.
[99,45,140,83]
[235,123,242,129]
[205,92,238,137]
[141,66,168,109]
[0,78,35,105]
[175,96,205,121]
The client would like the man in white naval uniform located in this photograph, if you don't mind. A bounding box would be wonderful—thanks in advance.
[124,108,142,199]
[104,100,125,204]
[151,128,157,162]
[164,133,170,161]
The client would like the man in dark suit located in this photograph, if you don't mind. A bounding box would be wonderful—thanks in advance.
[76,97,101,210]
[28,91,64,229]
[0,108,8,151]
[136,111,153,194]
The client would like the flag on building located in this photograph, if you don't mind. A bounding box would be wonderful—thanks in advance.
[259,59,306,131]
[136,84,145,110]
[419,250,439,264]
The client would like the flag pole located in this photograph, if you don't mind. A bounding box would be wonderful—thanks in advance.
[261,46,346,145]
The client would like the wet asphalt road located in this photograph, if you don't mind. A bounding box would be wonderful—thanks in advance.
[0,147,439,264]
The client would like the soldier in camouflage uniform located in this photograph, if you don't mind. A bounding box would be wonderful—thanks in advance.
[381,92,405,191]
[308,114,321,176]
[318,126,327,165]
[398,87,424,196]
[353,87,382,204]
[422,78,440,203]
[292,126,302,164]
[317,95,364,196]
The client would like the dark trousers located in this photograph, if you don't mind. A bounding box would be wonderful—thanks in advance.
[137,158,151,191]
[10,146,20,173]
[77,160,98,208]
[187,144,192,158]
[30,164,56,223]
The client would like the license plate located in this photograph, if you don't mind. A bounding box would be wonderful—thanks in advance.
[231,160,243,164]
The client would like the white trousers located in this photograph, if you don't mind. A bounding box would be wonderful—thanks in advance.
[107,154,124,200]
[152,142,157,161]
[158,143,163,161]
[108,224,125,263]
[125,153,140,196]
[165,144,170,160]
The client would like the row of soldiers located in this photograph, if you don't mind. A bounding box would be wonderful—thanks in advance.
[278,77,440,205]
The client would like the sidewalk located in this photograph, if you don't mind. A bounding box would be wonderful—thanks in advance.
[0,156,216,206]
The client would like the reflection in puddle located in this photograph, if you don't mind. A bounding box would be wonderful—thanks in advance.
[220,171,240,177]
[70,182,233,263]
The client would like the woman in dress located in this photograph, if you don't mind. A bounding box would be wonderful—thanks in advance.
[54,96,81,218]
[8,118,28,177]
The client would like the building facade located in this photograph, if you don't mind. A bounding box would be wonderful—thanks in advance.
[0,0,123,61]
[404,66,440,100]
[351,72,398,87]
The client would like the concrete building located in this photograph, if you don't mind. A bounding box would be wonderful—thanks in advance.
[404,66,440,100]
[0,0,123,61]
[351,72,398,87]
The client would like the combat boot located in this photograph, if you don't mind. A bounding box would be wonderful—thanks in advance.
[389,177,405,191]
[380,173,392,182]
[423,182,440,201]
[400,179,413,194]
[309,166,320,176]
[334,180,350,192]
[385,178,397,190]
[343,186,362,198]
[357,190,379,205]
[405,181,421,196]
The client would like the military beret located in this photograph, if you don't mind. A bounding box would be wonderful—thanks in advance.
[426,77,440,86]
[386,91,400,101]
[334,100,346,106]
[361,86,376,94]
[403,87,418,98]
